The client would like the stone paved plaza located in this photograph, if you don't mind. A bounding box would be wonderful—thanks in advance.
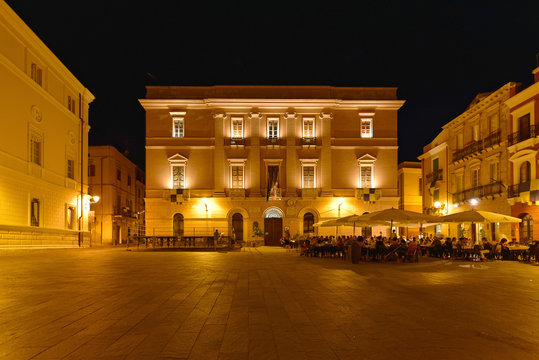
[0,246,538,360]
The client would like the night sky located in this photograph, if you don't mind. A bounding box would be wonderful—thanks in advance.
[6,1,539,170]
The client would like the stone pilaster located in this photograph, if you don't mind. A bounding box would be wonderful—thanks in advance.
[213,112,226,197]
[320,112,333,196]
[249,112,262,196]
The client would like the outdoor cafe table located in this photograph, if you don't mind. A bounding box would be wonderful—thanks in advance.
[508,245,529,260]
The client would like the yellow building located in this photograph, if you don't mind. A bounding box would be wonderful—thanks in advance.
[0,2,94,247]
[505,67,539,243]
[420,82,521,240]
[397,161,422,237]
[88,146,145,246]
[140,86,404,245]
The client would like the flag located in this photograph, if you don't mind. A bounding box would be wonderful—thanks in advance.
[266,166,279,202]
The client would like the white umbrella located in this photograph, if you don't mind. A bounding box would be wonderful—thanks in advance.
[350,208,441,227]
[441,210,521,223]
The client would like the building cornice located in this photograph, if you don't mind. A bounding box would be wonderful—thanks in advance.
[442,82,517,130]
[138,98,405,111]
[505,82,539,109]
[417,142,447,160]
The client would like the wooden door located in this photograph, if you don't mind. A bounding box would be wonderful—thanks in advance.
[232,213,243,241]
[264,218,282,246]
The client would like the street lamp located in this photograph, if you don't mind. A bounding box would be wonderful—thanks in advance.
[88,195,100,247]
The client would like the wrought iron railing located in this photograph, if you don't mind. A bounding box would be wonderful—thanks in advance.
[483,130,501,148]
[426,169,443,183]
[301,137,316,146]
[507,181,530,198]
[507,124,537,146]
[452,181,503,203]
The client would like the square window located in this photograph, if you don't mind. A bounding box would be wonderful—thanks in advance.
[302,166,315,188]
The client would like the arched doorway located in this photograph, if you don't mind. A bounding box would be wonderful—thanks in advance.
[232,213,243,242]
[173,213,184,237]
[264,207,283,246]
[519,213,533,244]
[303,212,314,235]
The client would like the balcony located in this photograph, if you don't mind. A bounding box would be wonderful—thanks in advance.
[507,124,537,146]
[113,206,135,218]
[301,137,316,146]
[452,181,504,203]
[227,188,246,199]
[507,181,530,198]
[229,137,245,146]
[483,130,501,149]
[267,187,282,200]
[452,140,482,162]
[426,169,443,185]
[299,188,319,199]
[265,137,282,146]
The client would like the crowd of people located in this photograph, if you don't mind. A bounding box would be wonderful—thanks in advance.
[292,234,539,263]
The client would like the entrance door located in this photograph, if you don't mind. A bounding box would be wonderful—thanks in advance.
[173,213,184,237]
[264,218,282,246]
[232,213,243,241]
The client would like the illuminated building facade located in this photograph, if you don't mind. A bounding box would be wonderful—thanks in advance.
[397,161,422,237]
[505,67,539,243]
[140,86,404,245]
[88,146,145,245]
[0,2,94,247]
[420,82,521,240]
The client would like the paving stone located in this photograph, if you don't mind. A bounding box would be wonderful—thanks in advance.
[0,247,538,359]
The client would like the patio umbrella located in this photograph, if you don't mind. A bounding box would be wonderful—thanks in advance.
[440,210,521,244]
[441,210,521,223]
[349,208,441,228]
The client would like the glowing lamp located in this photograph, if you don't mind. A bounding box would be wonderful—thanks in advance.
[470,198,479,206]
[434,201,441,208]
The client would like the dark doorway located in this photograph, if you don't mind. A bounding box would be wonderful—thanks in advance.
[520,213,533,243]
[519,114,530,141]
[303,212,314,235]
[232,213,243,241]
[173,213,184,237]
[264,218,282,246]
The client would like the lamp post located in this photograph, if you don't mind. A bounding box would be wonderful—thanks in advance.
[88,195,100,247]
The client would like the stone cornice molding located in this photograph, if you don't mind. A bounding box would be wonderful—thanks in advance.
[284,111,298,119]
[248,111,262,119]
[138,98,406,110]
[319,112,333,120]
[212,112,227,119]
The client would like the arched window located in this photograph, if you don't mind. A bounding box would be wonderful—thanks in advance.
[520,161,531,183]
[264,208,283,218]
[520,213,533,243]
[173,213,184,237]
[303,212,314,234]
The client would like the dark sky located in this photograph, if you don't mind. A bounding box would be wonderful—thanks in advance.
[6,1,539,170]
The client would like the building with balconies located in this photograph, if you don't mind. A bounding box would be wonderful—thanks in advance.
[505,67,539,243]
[0,2,94,247]
[140,86,403,245]
[88,146,145,245]
[420,82,521,240]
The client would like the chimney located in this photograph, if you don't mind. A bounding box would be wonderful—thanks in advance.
[533,67,539,83]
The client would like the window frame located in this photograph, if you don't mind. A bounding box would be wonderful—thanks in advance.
[300,159,318,189]
[302,116,315,139]
[231,116,244,139]
[30,198,40,227]
[229,159,247,189]
[267,117,279,139]
[30,130,43,166]
[67,158,75,179]
[360,118,373,138]
[66,205,76,230]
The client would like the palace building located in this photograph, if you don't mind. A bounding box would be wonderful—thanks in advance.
[140,86,404,245]
[0,2,94,247]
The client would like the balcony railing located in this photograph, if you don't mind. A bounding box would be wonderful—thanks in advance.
[453,140,482,162]
[452,181,503,203]
[301,137,316,146]
[230,137,245,146]
[299,188,319,199]
[452,130,502,162]
[507,124,537,146]
[227,188,246,199]
[265,137,281,146]
[426,169,443,184]
[483,130,501,149]
[507,181,530,198]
